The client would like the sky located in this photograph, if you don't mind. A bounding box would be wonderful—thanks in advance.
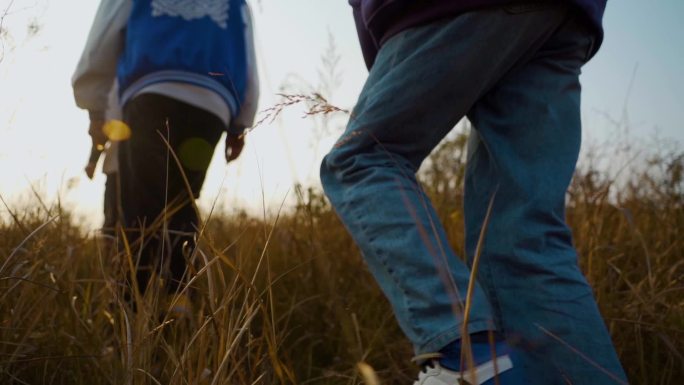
[0,0,682,228]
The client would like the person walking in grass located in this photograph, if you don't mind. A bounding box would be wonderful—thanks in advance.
[73,0,259,297]
[320,1,629,384]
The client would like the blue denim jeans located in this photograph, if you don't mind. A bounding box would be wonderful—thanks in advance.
[320,4,628,384]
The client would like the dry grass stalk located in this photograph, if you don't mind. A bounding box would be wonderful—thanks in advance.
[253,93,349,129]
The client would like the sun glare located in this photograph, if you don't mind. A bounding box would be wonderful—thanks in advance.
[103,119,132,141]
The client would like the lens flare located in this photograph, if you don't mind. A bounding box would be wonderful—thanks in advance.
[103,120,132,141]
[178,137,214,171]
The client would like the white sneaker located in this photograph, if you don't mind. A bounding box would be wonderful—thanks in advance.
[413,356,514,385]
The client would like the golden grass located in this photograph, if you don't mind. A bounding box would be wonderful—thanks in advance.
[1,134,682,384]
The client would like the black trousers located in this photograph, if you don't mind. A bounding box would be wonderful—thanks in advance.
[119,94,224,293]
[102,172,119,237]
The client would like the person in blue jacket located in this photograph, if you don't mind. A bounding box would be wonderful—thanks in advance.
[320,1,628,384]
[73,0,258,296]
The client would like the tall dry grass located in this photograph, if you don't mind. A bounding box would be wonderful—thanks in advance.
[1,131,682,384]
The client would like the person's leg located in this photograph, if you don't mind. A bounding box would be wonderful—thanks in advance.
[99,171,121,258]
[321,4,573,356]
[102,172,119,238]
[119,94,223,294]
[464,13,627,385]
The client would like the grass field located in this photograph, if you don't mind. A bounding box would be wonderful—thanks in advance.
[1,133,682,384]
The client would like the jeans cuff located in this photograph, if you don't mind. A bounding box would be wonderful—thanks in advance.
[414,319,494,356]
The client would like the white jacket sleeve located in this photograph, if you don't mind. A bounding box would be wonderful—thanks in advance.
[230,2,260,134]
[72,0,131,115]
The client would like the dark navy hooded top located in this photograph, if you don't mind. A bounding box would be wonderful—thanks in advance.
[350,0,607,69]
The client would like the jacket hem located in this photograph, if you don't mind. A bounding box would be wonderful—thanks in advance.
[120,70,239,117]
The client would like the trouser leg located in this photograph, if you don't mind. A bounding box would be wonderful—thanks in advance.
[463,14,627,385]
[119,94,223,293]
[102,172,119,238]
